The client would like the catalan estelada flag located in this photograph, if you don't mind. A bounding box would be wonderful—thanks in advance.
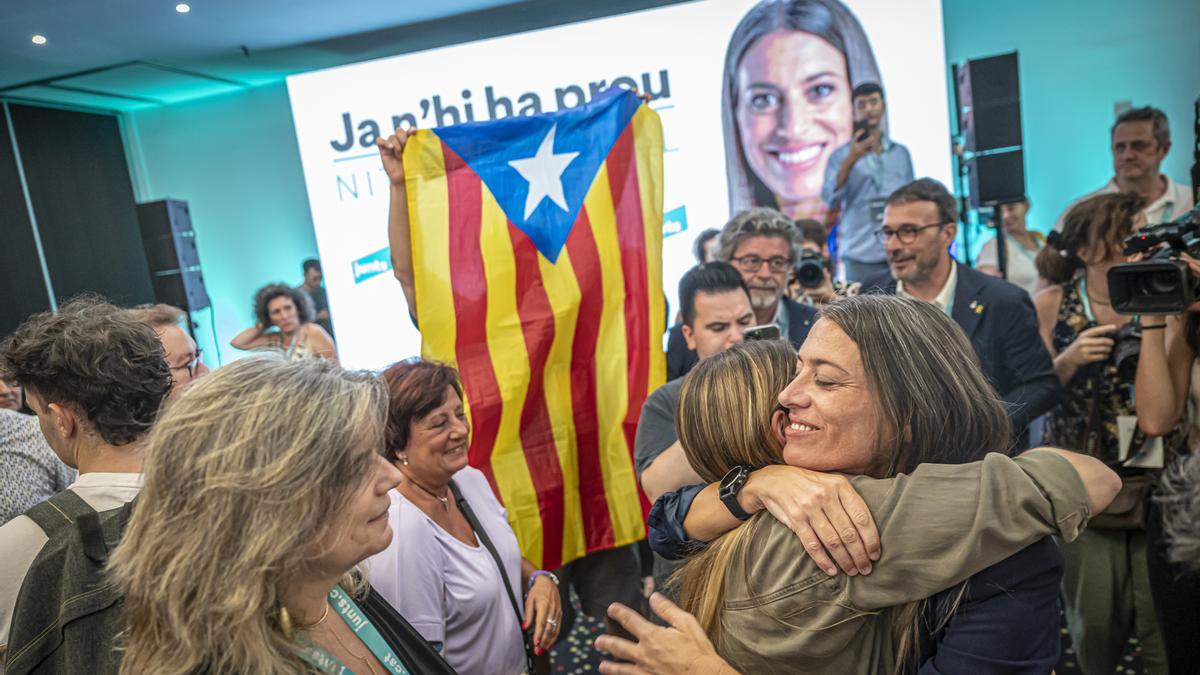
[403,89,665,569]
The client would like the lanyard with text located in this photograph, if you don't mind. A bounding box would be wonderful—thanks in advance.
[1078,277,1096,323]
[296,585,411,675]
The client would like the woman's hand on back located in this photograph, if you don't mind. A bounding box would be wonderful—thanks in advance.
[742,465,879,576]
[596,593,736,675]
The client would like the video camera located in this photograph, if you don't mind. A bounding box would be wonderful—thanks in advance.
[1109,206,1200,314]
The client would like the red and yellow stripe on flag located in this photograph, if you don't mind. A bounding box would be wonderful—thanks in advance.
[405,93,665,569]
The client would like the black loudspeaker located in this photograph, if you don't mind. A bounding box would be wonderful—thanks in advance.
[136,199,211,312]
[956,52,1025,208]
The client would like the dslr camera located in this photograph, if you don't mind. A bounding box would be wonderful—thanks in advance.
[794,249,827,289]
[1109,206,1200,314]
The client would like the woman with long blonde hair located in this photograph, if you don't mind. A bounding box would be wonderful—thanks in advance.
[646,295,1121,673]
[108,356,454,674]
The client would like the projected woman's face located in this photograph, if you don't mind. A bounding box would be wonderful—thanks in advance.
[736,30,853,215]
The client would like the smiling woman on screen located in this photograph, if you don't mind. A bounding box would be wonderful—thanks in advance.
[723,0,886,222]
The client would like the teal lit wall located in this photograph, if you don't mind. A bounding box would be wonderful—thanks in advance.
[943,0,1200,247]
[124,82,319,366]
[122,0,1200,364]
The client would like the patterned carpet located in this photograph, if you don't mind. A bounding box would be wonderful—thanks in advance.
[542,589,1150,675]
[548,588,606,673]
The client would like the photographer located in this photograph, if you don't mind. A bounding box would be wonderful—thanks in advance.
[821,83,914,283]
[1135,249,1200,672]
[788,219,860,308]
[1033,191,1180,674]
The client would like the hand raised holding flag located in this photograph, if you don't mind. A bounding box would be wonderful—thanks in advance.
[379,126,419,319]
[378,126,415,186]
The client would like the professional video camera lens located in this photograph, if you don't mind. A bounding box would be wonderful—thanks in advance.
[1141,271,1180,296]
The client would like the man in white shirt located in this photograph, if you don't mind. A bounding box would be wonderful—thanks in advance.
[0,298,174,665]
[1056,106,1194,229]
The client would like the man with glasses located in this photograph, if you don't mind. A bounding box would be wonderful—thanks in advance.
[666,209,816,380]
[125,303,210,395]
[866,178,1060,450]
[718,208,818,346]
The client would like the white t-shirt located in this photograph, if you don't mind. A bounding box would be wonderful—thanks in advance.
[977,233,1044,298]
[0,472,142,658]
[366,466,525,675]
[1054,175,1194,230]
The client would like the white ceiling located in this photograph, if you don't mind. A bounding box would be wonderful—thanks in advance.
[0,0,529,108]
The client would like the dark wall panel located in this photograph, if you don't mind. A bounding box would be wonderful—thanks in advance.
[0,106,51,336]
[10,104,153,307]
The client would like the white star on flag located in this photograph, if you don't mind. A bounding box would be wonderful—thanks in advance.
[507,124,579,220]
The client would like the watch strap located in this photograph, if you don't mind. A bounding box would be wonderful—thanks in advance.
[719,466,753,521]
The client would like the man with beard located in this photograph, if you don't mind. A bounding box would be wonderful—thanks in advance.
[666,209,817,380]
[866,178,1060,450]
[1055,106,1193,230]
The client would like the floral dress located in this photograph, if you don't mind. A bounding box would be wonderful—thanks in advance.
[1042,279,1181,464]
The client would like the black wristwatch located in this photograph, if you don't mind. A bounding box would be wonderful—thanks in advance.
[718,465,753,521]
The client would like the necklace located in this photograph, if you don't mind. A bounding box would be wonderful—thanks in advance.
[296,603,330,631]
[405,477,450,511]
[1086,291,1111,306]
[320,622,379,675]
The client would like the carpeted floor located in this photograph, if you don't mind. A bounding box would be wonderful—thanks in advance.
[542,590,1150,675]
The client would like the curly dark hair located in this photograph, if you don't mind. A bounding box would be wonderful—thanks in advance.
[253,284,315,328]
[0,296,172,446]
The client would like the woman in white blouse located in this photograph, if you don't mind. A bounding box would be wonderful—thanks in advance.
[367,359,562,675]
[977,198,1046,297]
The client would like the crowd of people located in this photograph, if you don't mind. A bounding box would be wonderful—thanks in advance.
[599,102,1199,675]
[1,4,1199,675]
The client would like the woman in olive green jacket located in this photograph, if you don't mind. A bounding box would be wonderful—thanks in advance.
[630,295,1119,675]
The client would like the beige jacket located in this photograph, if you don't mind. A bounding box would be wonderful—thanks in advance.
[716,452,1090,674]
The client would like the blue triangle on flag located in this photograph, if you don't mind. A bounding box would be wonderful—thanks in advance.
[435,88,640,263]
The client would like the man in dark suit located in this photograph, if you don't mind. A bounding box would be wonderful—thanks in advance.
[864,178,1061,449]
[667,208,818,380]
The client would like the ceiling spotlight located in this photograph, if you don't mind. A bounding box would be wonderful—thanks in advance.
[176,3,191,13]
[31,34,47,45]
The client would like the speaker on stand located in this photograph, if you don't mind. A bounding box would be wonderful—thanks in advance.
[954,51,1026,278]
[135,199,211,344]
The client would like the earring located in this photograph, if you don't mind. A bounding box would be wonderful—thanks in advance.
[400,456,409,466]
[279,606,295,640]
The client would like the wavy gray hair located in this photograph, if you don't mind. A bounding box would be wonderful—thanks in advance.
[1159,454,1200,571]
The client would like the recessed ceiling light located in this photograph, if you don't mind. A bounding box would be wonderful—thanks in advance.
[176,3,191,13]
[31,35,47,45]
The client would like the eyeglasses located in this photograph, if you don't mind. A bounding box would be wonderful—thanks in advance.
[170,350,204,378]
[730,254,792,273]
[875,223,947,244]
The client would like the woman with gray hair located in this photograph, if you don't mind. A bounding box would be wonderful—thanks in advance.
[722,0,885,222]
[108,356,455,674]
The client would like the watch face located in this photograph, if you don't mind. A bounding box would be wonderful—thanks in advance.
[721,465,746,492]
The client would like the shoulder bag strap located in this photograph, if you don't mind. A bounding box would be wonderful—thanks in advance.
[448,480,539,673]
[447,481,524,621]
